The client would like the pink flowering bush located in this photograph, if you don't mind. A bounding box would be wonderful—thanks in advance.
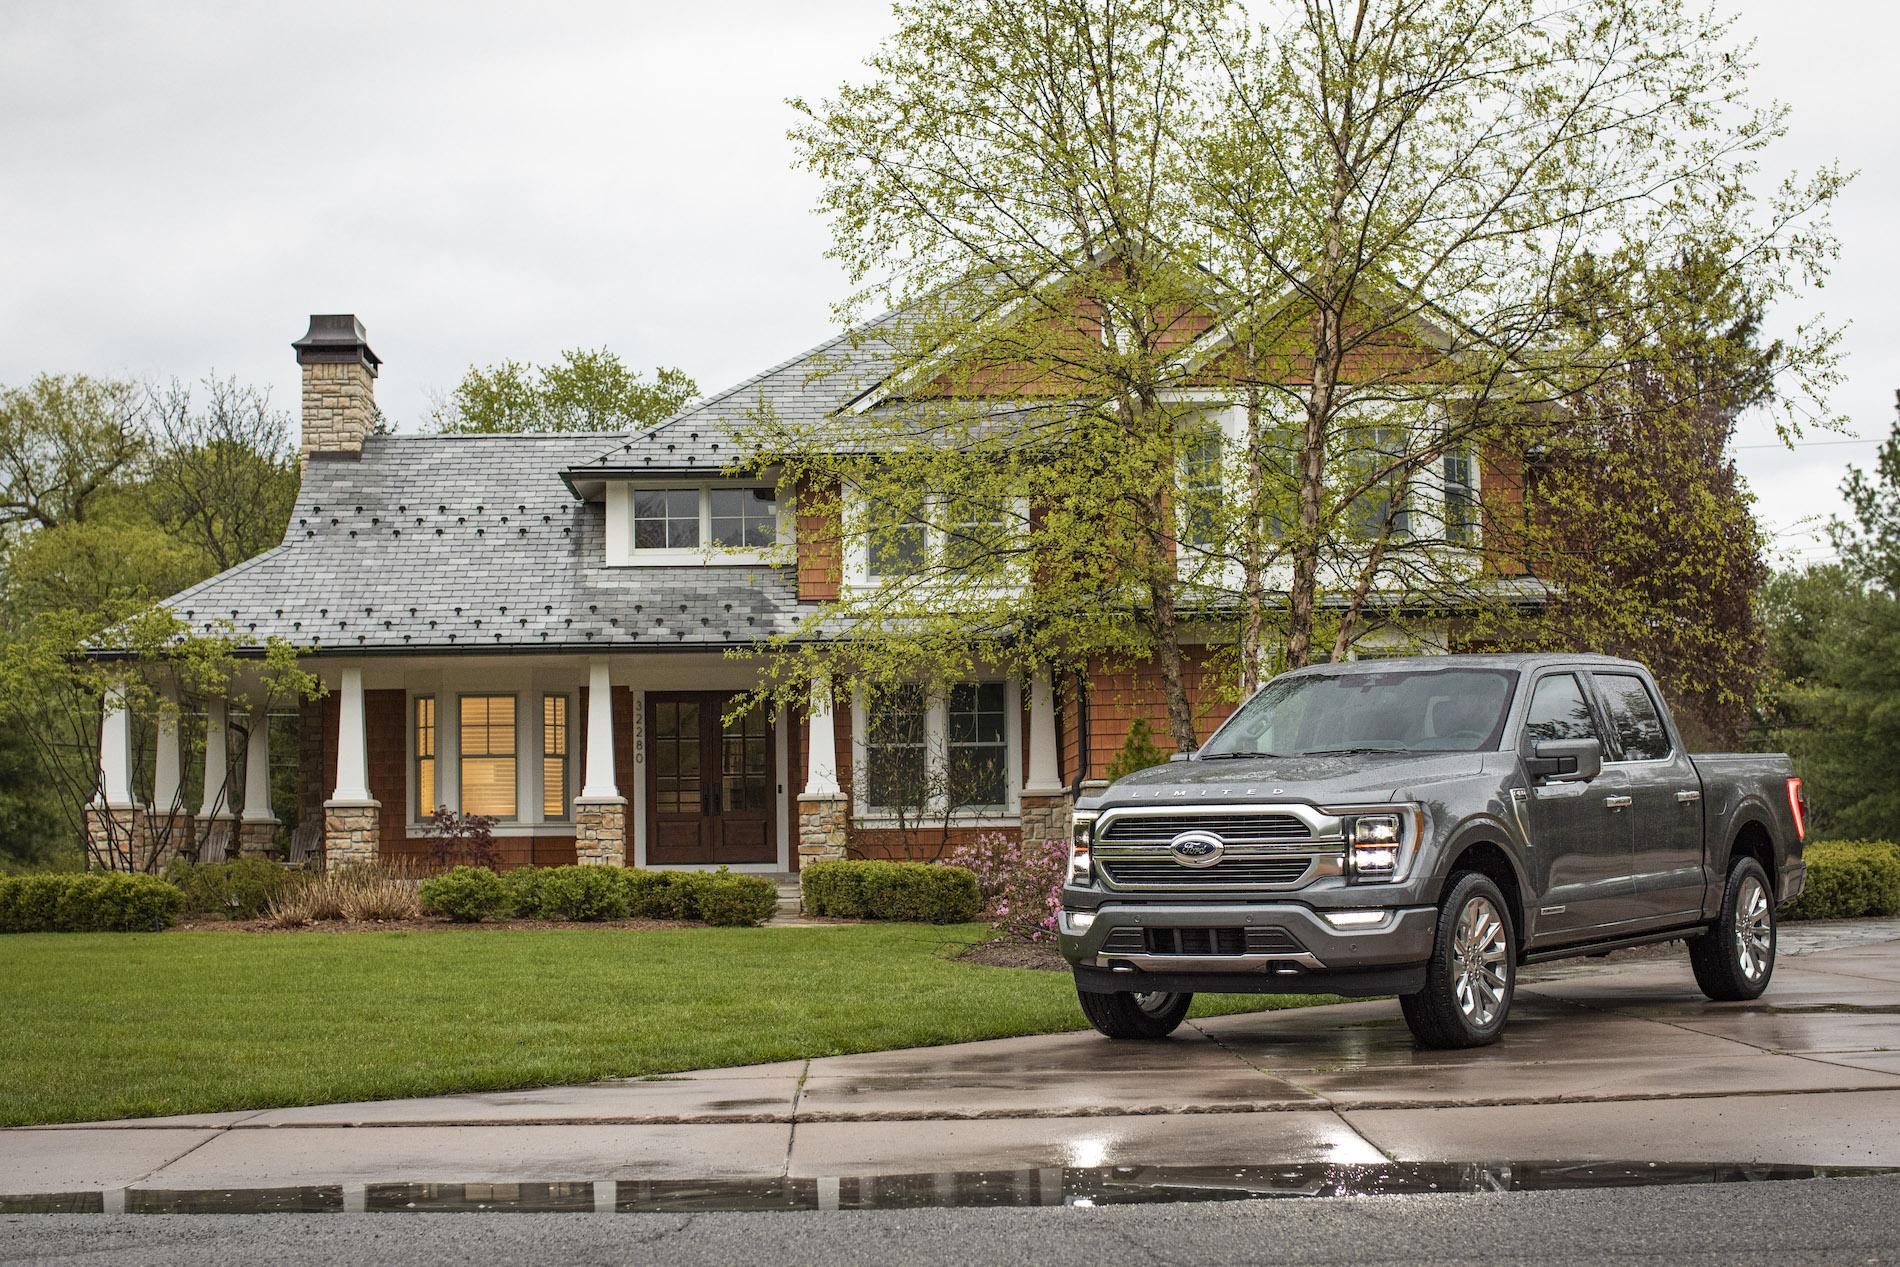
[947,830,1068,943]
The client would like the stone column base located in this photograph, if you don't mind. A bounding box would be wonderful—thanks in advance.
[323,800,381,870]
[237,819,282,860]
[145,810,191,870]
[797,794,848,868]
[1019,790,1075,851]
[574,797,628,867]
[85,804,150,872]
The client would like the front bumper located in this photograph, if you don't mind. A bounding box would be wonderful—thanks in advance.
[1058,901,1436,998]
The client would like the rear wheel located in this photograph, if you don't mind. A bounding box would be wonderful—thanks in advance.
[1401,872,1517,1049]
[1690,856,1776,1001]
[1077,986,1194,1039]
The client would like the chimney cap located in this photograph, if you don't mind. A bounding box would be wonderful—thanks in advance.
[293,314,380,373]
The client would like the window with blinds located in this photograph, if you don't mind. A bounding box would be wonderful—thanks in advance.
[414,696,437,817]
[459,694,517,819]
[542,695,569,820]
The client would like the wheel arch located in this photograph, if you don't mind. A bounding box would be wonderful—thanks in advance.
[1438,834,1529,954]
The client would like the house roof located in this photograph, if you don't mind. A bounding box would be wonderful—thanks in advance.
[159,433,805,656]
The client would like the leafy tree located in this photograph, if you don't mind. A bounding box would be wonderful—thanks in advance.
[0,375,145,535]
[746,0,1841,749]
[433,349,696,435]
[144,376,300,572]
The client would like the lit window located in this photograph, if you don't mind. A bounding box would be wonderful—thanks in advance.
[633,488,700,549]
[542,695,569,820]
[710,487,778,549]
[947,682,1008,807]
[864,685,929,810]
[414,696,436,816]
[459,695,517,819]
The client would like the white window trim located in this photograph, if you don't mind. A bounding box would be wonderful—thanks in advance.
[849,679,1022,826]
[604,480,793,568]
[841,486,1030,591]
[404,666,587,835]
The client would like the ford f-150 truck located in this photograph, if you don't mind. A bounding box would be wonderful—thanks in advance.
[1058,653,1808,1048]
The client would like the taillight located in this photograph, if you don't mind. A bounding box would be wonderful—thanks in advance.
[1786,777,1807,842]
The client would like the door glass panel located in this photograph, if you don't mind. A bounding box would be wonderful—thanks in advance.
[720,703,770,814]
[1595,673,1671,761]
[653,699,701,813]
[1523,674,1598,744]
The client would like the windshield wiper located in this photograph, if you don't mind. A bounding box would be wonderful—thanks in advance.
[1298,747,1411,757]
[1196,750,1289,760]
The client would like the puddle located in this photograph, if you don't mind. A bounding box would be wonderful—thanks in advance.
[2,1162,1891,1215]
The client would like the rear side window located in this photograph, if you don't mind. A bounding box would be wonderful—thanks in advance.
[1594,673,1672,761]
[1523,673,1597,744]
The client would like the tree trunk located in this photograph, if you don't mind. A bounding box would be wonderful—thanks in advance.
[1239,379,1268,696]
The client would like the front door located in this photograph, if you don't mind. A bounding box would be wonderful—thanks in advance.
[645,692,776,866]
[1518,669,1635,938]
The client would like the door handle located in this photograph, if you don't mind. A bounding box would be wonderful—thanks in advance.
[1676,789,1701,803]
[1604,795,1632,811]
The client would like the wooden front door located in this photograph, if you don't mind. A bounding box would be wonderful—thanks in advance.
[645,692,776,865]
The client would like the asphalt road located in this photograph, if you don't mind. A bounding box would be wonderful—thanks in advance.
[4,1174,1898,1267]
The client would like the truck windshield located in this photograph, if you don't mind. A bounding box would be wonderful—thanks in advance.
[1200,668,1519,758]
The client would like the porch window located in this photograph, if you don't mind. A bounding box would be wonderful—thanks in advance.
[947,682,1008,808]
[542,694,569,820]
[414,696,437,816]
[864,685,929,810]
[633,488,701,549]
[459,694,517,819]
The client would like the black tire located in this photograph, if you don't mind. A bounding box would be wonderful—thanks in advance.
[1400,871,1517,1049]
[1076,985,1194,1039]
[1690,856,1776,1001]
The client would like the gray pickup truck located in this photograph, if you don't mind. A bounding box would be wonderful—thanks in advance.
[1059,653,1808,1048]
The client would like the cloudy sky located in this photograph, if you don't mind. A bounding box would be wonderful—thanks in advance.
[1,2,1892,564]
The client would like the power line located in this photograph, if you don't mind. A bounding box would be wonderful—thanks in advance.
[1733,436,1879,451]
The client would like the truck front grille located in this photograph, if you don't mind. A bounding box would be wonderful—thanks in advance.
[1099,814,1309,844]
[1100,926,1306,956]
[1096,855,1314,888]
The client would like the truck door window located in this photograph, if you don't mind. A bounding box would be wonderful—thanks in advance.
[1523,673,1597,745]
[1594,673,1672,762]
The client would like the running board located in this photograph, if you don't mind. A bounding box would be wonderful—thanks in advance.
[1521,923,1708,965]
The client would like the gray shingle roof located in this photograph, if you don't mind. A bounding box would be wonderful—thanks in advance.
[162,433,806,655]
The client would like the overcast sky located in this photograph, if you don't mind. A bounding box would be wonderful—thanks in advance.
[1,1,1893,564]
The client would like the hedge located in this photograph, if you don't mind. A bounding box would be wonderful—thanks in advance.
[800,860,982,924]
[0,873,185,933]
[493,865,779,927]
[418,866,510,923]
[1782,840,1900,922]
[163,858,298,920]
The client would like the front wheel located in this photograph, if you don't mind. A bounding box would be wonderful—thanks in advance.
[1077,986,1193,1039]
[1400,872,1517,1049]
[1689,856,1776,1001]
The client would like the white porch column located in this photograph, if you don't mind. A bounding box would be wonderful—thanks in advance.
[331,668,370,802]
[152,688,182,815]
[242,706,276,823]
[98,689,135,807]
[581,656,618,798]
[199,697,233,819]
[802,675,841,797]
[1023,669,1063,795]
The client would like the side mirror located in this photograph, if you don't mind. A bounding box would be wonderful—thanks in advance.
[1525,738,1602,784]
[1168,750,1196,763]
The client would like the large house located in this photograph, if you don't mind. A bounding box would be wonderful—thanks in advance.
[86,310,1533,875]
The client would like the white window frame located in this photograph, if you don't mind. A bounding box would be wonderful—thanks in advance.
[604,480,791,567]
[402,664,588,837]
[850,679,1022,825]
[842,487,1029,590]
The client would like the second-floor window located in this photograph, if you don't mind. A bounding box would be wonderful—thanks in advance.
[631,485,778,553]
[856,489,1019,582]
[1442,449,1478,546]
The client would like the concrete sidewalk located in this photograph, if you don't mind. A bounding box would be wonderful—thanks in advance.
[7,921,1899,1196]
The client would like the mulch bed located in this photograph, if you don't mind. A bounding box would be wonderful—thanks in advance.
[166,916,697,935]
[958,937,1068,971]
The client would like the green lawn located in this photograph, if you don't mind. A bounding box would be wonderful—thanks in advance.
[0,924,1321,1127]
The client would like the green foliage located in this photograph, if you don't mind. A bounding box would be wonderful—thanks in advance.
[0,873,183,932]
[434,350,696,435]
[499,866,778,927]
[163,858,297,920]
[1781,841,1900,922]
[519,865,630,921]
[1106,717,1170,781]
[418,866,510,923]
[801,860,982,923]
[687,873,781,928]
[0,374,146,537]
[619,867,694,919]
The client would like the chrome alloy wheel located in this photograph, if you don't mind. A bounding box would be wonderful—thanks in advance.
[1735,874,1773,982]
[1452,895,1510,1028]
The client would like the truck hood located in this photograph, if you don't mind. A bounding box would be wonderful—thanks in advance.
[1087,750,1496,809]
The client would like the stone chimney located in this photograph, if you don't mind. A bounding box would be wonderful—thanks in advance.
[292,314,380,457]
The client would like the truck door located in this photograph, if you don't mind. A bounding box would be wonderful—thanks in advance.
[1518,670,1635,937]
[1590,670,1704,921]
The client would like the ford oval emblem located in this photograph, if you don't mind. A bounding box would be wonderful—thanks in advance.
[1168,830,1225,868]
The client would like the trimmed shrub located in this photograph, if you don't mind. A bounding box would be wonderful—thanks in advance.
[0,873,184,933]
[527,865,630,921]
[1782,840,1900,921]
[689,872,780,927]
[164,858,297,920]
[419,866,509,923]
[500,865,553,919]
[801,860,982,924]
[619,868,694,919]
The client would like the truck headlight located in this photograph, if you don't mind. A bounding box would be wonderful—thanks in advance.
[1346,813,1404,880]
[1069,812,1097,883]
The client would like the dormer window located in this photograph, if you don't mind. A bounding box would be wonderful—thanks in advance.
[634,489,703,549]
[609,481,784,565]
[710,488,778,549]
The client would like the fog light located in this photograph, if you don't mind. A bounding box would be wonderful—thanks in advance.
[1065,909,1096,931]
[1322,909,1391,929]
